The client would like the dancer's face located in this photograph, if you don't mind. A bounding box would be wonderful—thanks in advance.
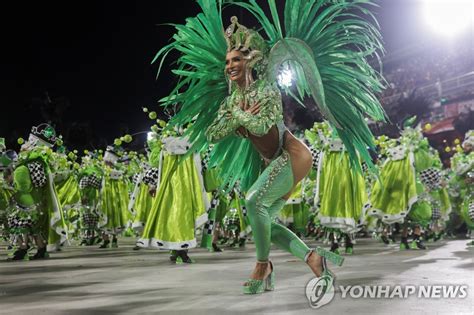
[225,50,247,87]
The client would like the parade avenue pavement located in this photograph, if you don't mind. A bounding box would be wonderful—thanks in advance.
[0,237,473,314]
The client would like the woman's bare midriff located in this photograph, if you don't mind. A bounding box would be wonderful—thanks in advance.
[246,126,312,199]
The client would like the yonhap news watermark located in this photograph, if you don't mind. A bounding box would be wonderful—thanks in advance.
[306,279,468,309]
[339,284,468,299]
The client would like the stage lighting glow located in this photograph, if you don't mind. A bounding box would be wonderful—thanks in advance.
[147,132,154,141]
[278,68,294,88]
[423,0,473,37]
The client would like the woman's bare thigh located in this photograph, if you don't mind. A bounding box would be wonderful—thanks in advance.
[282,134,312,199]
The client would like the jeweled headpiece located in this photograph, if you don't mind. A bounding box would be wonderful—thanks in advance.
[224,16,268,73]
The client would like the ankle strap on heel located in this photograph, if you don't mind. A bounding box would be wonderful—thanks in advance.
[304,249,314,263]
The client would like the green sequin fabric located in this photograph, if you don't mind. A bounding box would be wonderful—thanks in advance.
[206,79,283,142]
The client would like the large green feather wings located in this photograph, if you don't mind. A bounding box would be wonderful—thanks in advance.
[230,0,387,169]
[153,0,386,191]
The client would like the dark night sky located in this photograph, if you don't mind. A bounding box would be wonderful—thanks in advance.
[0,0,464,150]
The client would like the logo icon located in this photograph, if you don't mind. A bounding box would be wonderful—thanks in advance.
[305,275,335,309]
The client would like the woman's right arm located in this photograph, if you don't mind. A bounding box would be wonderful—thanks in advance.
[206,99,239,143]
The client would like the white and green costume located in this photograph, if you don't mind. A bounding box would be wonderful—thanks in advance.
[369,135,418,224]
[138,136,208,249]
[99,147,131,234]
[130,133,162,233]
[451,131,474,241]
[53,152,81,237]
[308,123,368,233]
[78,157,103,241]
[9,125,68,254]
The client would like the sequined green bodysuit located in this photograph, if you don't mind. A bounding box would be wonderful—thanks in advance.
[207,79,311,262]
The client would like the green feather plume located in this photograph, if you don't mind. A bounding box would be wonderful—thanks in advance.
[230,0,387,169]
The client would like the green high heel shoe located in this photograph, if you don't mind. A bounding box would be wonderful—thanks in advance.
[243,261,274,294]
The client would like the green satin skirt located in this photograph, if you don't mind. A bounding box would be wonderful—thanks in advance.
[99,178,131,233]
[279,203,310,234]
[132,183,154,232]
[0,186,12,215]
[408,181,432,226]
[369,154,417,224]
[438,188,452,219]
[279,181,304,226]
[215,193,230,224]
[56,176,81,238]
[138,154,207,249]
[317,151,368,232]
[56,175,81,209]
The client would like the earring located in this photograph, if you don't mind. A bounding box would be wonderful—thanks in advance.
[227,76,232,94]
[245,64,253,88]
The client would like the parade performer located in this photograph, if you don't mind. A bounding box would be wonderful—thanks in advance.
[53,148,81,242]
[311,122,368,237]
[451,131,474,246]
[199,145,224,252]
[7,124,67,260]
[78,154,103,246]
[130,124,163,250]
[153,0,385,294]
[130,156,160,235]
[98,145,131,248]
[423,150,451,242]
[137,127,209,264]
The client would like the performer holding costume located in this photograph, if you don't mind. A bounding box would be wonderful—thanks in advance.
[153,0,385,294]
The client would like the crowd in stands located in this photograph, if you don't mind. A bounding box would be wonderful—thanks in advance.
[380,44,473,103]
